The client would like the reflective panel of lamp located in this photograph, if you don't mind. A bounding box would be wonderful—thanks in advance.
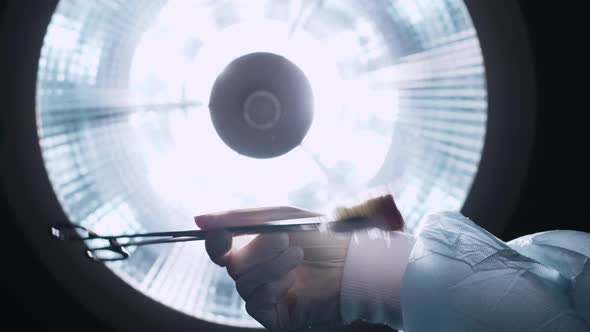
[36,0,487,327]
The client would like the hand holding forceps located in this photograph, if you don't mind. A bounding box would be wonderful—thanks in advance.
[52,214,369,262]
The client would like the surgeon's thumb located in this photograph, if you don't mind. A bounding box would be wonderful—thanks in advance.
[205,230,233,267]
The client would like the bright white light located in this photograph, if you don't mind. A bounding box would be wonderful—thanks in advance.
[130,14,396,216]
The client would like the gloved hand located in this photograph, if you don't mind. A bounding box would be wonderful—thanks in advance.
[198,208,351,331]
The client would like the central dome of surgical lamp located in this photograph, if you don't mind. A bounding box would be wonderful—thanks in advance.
[209,52,313,158]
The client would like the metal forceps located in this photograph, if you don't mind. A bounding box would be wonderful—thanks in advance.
[51,217,366,262]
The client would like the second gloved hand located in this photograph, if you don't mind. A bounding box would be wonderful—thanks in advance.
[205,228,350,331]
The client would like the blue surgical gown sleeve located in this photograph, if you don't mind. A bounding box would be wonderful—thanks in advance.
[400,212,590,331]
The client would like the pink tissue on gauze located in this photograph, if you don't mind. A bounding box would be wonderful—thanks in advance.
[194,206,323,230]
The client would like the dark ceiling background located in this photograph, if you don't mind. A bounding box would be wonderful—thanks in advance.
[1,0,588,331]
[499,1,588,240]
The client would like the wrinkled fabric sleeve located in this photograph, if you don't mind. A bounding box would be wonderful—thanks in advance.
[400,212,590,332]
[508,230,590,326]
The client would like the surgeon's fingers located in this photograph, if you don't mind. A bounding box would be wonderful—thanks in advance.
[246,270,296,306]
[236,246,303,300]
[227,233,289,279]
[205,230,233,267]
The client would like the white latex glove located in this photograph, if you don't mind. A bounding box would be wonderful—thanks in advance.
[198,207,350,331]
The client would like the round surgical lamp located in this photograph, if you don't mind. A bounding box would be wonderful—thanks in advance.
[1,0,535,331]
[209,52,313,158]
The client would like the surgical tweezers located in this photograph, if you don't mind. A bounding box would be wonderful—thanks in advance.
[51,216,368,262]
